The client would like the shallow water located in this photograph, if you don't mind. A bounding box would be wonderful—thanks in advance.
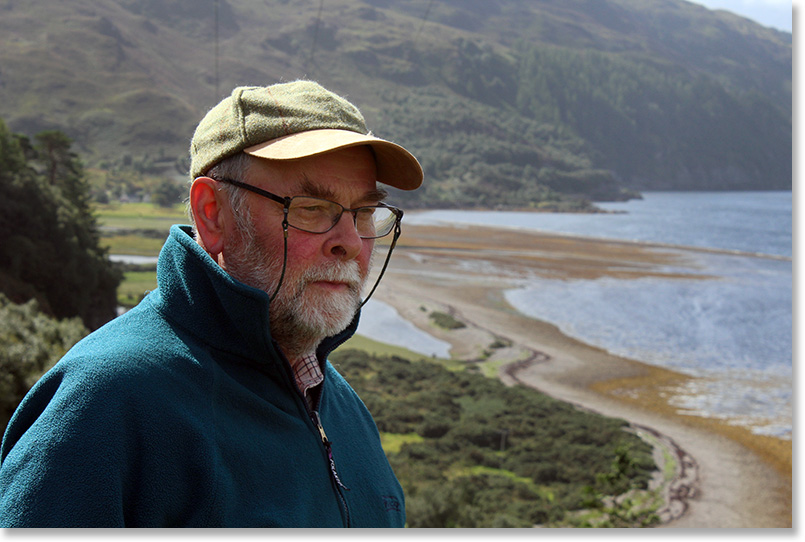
[357,299,452,358]
[406,192,793,439]
[109,254,159,265]
[503,253,792,438]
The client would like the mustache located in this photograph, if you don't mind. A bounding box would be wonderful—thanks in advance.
[299,261,364,291]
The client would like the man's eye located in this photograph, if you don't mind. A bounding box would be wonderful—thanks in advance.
[296,204,329,214]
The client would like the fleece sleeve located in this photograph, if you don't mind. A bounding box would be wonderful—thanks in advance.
[0,368,130,527]
[0,357,217,528]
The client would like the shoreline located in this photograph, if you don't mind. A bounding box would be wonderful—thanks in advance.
[372,223,792,528]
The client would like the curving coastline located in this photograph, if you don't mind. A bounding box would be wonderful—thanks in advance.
[371,222,792,528]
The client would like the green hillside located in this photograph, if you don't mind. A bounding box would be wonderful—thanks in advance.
[0,0,791,208]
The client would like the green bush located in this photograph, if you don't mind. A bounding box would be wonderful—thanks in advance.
[428,311,467,330]
[0,293,88,433]
[331,349,658,527]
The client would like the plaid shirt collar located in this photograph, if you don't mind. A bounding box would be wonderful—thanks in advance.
[293,352,324,408]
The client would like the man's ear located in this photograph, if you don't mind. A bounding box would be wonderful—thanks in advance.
[190,177,227,256]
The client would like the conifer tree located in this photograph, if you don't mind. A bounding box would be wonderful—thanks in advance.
[0,119,121,329]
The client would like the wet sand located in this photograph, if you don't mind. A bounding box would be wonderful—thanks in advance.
[372,223,792,528]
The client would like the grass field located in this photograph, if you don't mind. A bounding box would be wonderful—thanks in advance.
[101,234,167,256]
[335,334,463,371]
[94,203,180,303]
[336,334,433,361]
[96,202,187,235]
[117,270,158,307]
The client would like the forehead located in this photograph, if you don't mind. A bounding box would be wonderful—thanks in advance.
[246,146,379,199]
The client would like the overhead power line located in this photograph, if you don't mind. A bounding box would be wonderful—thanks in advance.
[308,0,325,69]
[414,0,434,43]
[214,0,220,99]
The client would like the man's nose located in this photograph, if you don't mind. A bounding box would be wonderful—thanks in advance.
[325,211,364,259]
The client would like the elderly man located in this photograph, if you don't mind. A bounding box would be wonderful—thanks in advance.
[0,81,423,527]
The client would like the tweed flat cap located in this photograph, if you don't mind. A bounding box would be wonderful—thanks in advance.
[190,81,423,190]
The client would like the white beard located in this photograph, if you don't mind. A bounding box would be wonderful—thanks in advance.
[270,260,363,344]
[224,221,367,358]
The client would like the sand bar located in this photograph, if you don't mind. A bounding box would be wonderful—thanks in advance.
[372,223,792,528]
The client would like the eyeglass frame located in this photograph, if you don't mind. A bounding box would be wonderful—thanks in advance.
[206,175,404,306]
[212,177,403,239]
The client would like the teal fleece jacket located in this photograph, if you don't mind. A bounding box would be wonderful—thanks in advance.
[0,225,405,527]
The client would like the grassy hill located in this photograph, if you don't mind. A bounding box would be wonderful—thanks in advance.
[0,0,791,208]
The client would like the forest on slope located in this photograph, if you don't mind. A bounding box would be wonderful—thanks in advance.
[0,0,791,209]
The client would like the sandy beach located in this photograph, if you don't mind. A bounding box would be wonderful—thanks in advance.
[371,222,792,528]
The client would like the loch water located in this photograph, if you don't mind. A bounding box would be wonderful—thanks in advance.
[403,192,793,439]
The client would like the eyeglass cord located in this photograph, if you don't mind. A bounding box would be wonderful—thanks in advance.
[267,214,290,303]
[359,219,401,308]
[267,214,402,310]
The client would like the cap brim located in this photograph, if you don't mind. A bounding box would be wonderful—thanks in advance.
[243,129,423,191]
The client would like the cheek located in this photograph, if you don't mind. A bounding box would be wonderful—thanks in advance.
[358,240,375,267]
[283,236,321,267]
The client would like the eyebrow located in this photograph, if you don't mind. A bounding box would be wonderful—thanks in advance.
[298,176,389,205]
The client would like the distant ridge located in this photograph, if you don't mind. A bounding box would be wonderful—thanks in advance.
[0,0,791,207]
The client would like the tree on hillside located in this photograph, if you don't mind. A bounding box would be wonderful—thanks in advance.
[151,178,186,207]
[0,119,121,330]
[36,131,95,215]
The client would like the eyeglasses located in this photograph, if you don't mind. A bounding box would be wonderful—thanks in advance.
[215,177,403,239]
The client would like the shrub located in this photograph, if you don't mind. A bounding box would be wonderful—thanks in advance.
[0,294,88,433]
[331,348,658,527]
[428,311,467,330]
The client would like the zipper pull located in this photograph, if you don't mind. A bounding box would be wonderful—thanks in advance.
[312,411,350,491]
[312,411,330,445]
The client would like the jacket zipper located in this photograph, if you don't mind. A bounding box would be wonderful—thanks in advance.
[278,341,352,527]
[311,410,351,527]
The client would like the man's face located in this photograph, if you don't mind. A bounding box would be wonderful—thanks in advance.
[220,146,382,356]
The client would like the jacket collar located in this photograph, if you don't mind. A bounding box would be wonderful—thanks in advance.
[150,225,359,370]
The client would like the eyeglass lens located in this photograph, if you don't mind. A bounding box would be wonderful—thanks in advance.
[288,197,397,239]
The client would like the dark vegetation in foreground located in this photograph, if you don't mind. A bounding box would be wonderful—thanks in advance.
[331,349,660,527]
[0,294,88,433]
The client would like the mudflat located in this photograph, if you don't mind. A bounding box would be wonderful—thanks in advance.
[371,222,791,528]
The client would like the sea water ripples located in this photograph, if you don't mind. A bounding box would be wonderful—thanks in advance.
[409,192,792,439]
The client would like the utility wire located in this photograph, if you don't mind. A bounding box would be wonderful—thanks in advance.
[214,0,220,99]
[413,0,434,44]
[308,0,325,69]
[406,0,434,60]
